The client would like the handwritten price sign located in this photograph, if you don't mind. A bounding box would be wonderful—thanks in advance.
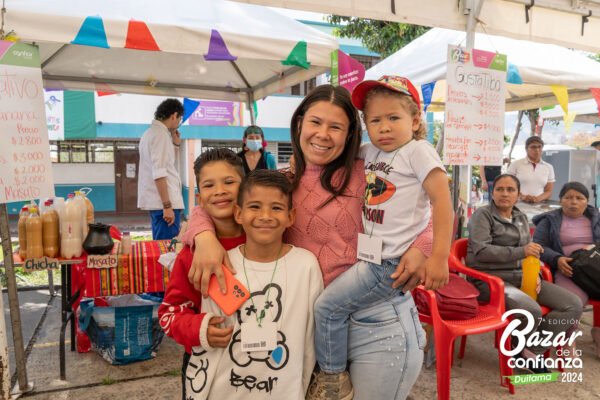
[0,41,54,204]
[443,45,507,166]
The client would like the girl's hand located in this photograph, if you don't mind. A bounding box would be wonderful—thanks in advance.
[423,254,449,291]
[188,231,234,296]
[557,256,574,277]
[207,317,233,348]
[390,248,426,292]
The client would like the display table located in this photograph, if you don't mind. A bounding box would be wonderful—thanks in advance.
[10,240,172,380]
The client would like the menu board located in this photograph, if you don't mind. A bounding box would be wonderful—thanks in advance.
[443,45,507,166]
[0,41,54,203]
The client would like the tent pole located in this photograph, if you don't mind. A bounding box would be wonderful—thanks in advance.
[248,93,256,125]
[0,205,32,396]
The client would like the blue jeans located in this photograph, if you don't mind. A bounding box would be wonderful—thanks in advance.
[348,293,426,400]
[149,209,182,240]
[314,258,402,373]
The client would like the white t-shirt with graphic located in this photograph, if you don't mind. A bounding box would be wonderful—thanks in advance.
[185,245,323,400]
[360,140,445,259]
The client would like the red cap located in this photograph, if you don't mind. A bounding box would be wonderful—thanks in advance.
[352,75,421,111]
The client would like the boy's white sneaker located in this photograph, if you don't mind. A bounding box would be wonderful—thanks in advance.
[306,371,354,400]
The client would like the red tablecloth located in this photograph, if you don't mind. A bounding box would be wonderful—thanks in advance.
[71,240,171,298]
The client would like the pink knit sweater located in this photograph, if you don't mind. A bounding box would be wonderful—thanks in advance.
[183,161,432,287]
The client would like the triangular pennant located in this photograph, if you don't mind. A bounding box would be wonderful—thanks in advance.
[204,30,237,61]
[591,88,600,119]
[421,82,436,112]
[281,41,310,70]
[183,98,200,124]
[0,41,14,59]
[95,82,118,96]
[71,16,109,48]
[506,63,523,84]
[564,111,577,133]
[252,100,259,121]
[550,84,569,114]
[125,20,160,51]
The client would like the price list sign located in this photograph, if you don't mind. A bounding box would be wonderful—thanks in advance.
[443,45,507,166]
[0,41,54,203]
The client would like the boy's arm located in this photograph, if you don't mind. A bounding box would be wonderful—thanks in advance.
[302,257,324,393]
[422,168,453,290]
[159,249,210,350]
[183,205,233,295]
[182,206,216,248]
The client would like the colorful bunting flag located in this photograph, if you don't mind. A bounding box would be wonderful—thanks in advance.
[71,16,109,48]
[564,111,577,133]
[183,98,200,124]
[282,41,310,70]
[252,100,259,121]
[591,88,600,118]
[204,30,237,61]
[550,84,569,115]
[506,63,523,84]
[421,82,436,112]
[125,20,160,51]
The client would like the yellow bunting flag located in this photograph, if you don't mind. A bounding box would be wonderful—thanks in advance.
[550,84,569,115]
[563,111,577,133]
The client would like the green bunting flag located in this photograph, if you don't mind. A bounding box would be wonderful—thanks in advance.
[281,41,310,69]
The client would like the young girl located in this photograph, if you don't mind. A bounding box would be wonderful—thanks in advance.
[307,75,453,399]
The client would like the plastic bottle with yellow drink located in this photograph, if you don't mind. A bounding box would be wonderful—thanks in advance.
[521,255,541,300]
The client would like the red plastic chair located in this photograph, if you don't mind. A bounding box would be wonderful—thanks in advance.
[413,251,514,400]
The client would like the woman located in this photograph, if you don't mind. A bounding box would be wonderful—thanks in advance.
[532,181,600,354]
[184,85,430,400]
[466,174,583,372]
[238,125,277,174]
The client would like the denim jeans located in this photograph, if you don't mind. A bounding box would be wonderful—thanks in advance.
[348,293,426,400]
[314,258,402,373]
[149,209,182,240]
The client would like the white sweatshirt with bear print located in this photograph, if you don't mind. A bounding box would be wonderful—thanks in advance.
[184,245,323,400]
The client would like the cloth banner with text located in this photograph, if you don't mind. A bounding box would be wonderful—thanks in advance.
[0,41,54,203]
[331,50,365,93]
[443,45,507,166]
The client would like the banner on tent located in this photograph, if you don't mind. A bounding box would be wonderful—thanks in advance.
[443,45,507,166]
[187,100,243,126]
[0,41,55,204]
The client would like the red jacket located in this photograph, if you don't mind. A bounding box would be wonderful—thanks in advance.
[158,235,245,353]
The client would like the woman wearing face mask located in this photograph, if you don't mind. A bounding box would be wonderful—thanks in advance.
[237,125,277,174]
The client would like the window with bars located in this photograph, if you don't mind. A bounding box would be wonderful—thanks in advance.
[50,140,137,163]
[277,142,293,164]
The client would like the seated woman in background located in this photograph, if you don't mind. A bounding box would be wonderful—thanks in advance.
[533,181,600,355]
[466,174,583,372]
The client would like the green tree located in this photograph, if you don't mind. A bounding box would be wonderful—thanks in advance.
[327,15,429,58]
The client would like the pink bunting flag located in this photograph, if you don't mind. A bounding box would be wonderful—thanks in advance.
[591,88,600,118]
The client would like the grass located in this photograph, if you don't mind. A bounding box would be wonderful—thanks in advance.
[101,376,116,385]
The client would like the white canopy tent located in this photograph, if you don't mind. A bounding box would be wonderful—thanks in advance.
[230,0,600,54]
[364,28,600,111]
[3,0,338,105]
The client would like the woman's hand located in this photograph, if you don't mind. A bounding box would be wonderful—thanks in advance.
[523,243,543,258]
[207,317,233,348]
[390,248,427,292]
[557,256,574,277]
[187,231,234,296]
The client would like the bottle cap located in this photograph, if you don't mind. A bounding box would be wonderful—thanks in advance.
[45,200,52,206]
[21,205,28,211]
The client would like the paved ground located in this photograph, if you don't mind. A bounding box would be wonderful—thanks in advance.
[3,289,599,400]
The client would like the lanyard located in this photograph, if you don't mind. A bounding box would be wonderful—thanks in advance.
[362,141,412,236]
[241,244,282,327]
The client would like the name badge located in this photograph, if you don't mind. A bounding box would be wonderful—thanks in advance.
[357,233,383,265]
[241,320,276,352]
